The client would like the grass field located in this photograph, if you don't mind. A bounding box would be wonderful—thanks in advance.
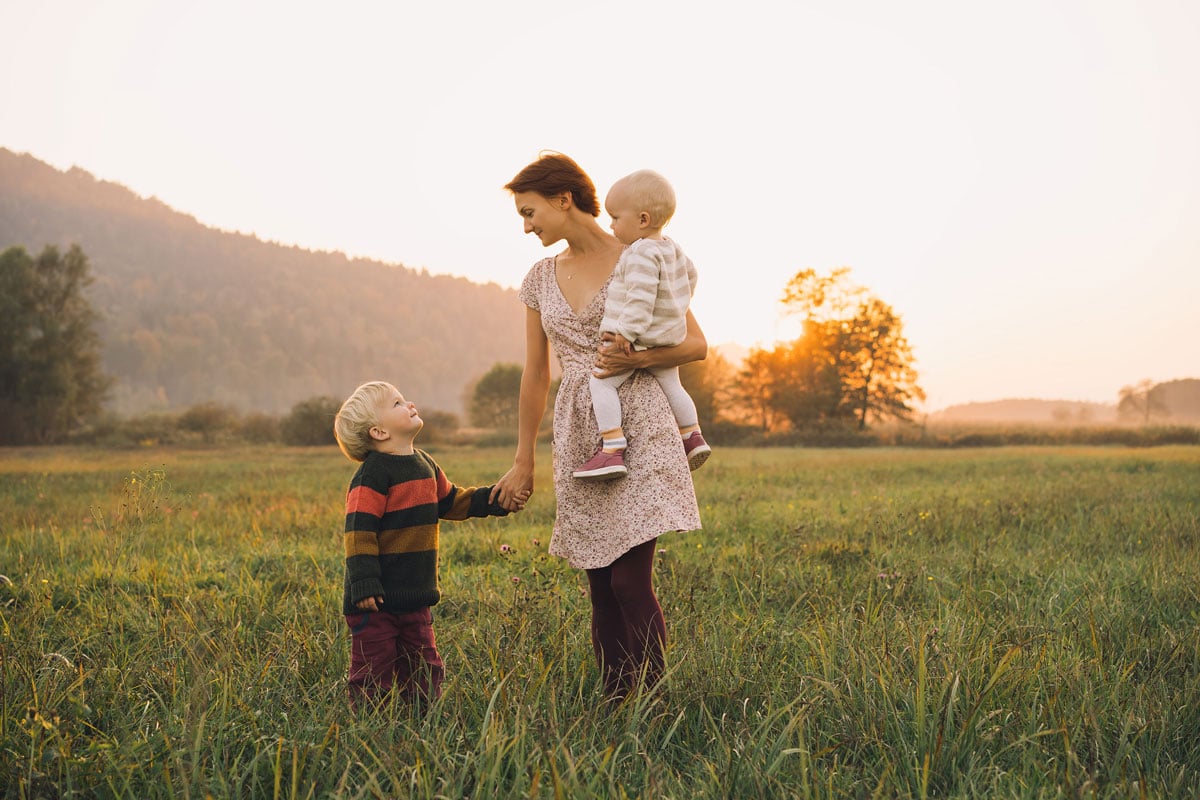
[2,444,1198,799]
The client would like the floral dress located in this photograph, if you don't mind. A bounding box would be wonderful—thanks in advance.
[518,257,701,569]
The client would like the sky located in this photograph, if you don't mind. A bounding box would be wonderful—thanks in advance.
[2,1,1198,410]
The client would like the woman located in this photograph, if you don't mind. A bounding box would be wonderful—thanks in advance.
[490,152,705,699]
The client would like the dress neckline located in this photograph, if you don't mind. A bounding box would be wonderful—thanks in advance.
[552,255,613,317]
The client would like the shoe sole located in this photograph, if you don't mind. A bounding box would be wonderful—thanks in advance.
[573,466,629,481]
[686,445,711,471]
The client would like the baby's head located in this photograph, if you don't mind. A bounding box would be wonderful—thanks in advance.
[333,380,398,462]
[605,170,676,244]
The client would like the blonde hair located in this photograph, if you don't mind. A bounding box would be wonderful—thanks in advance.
[334,381,396,462]
[615,169,677,228]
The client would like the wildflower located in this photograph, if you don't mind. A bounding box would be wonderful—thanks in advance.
[500,544,511,553]
[511,576,520,584]
[532,538,540,546]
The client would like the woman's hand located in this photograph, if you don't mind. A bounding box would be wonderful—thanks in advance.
[594,335,642,378]
[491,462,534,512]
[595,311,708,378]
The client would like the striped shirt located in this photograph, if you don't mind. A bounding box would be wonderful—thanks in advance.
[599,237,698,348]
[342,449,507,614]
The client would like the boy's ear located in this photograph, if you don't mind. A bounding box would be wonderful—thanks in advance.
[369,425,389,442]
[638,211,652,228]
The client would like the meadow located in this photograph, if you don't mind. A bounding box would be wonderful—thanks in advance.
[1,444,1198,799]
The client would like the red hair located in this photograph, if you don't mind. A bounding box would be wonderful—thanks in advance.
[504,152,600,217]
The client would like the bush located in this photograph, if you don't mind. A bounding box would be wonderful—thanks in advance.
[239,412,281,444]
[178,402,238,444]
[281,396,341,446]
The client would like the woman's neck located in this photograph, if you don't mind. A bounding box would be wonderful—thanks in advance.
[561,218,617,258]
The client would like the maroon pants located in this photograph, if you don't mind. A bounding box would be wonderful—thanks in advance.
[345,607,444,707]
[585,538,666,698]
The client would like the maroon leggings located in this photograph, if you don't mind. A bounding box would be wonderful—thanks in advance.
[585,538,666,697]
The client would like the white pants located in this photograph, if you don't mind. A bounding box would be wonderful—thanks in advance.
[589,366,698,436]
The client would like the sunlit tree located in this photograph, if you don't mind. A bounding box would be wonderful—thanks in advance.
[756,267,924,430]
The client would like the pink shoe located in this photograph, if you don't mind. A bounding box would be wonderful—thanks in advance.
[573,448,628,481]
[682,431,711,471]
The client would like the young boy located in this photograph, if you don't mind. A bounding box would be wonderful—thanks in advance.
[573,169,711,481]
[333,380,526,707]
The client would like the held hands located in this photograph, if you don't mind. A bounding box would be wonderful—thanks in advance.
[491,463,534,512]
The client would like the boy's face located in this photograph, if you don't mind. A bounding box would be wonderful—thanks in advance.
[605,183,645,245]
[372,388,423,444]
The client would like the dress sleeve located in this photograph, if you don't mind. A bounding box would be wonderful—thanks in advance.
[517,259,546,311]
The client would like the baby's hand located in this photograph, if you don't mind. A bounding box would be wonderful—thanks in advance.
[356,595,383,612]
[612,334,634,356]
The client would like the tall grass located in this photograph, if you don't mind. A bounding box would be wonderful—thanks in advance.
[2,445,1197,798]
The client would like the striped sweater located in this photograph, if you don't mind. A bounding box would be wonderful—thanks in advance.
[342,449,508,615]
[599,237,698,348]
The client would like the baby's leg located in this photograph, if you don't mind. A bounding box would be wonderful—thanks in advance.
[648,366,699,432]
[589,371,634,447]
[577,371,635,480]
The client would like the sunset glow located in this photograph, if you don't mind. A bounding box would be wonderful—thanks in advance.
[2,1,1196,410]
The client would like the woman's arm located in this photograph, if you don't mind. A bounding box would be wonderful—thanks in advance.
[594,309,707,377]
[491,307,551,510]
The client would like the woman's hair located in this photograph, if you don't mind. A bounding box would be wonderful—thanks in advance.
[504,151,600,217]
[617,169,677,228]
[333,381,395,462]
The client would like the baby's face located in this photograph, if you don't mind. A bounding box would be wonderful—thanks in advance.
[604,183,643,246]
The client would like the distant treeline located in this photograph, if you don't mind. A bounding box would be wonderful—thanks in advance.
[60,397,1200,451]
[0,148,525,416]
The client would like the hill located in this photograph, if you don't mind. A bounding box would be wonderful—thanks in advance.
[0,149,525,415]
[927,398,1117,425]
[928,382,1200,425]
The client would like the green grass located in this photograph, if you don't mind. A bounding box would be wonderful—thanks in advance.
[2,444,1198,798]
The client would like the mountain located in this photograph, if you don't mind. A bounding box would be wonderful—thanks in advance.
[0,148,525,415]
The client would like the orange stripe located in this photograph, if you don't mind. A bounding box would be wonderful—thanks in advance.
[444,489,475,520]
[379,524,438,555]
[344,531,380,557]
[387,477,438,512]
[435,468,452,499]
[345,485,385,517]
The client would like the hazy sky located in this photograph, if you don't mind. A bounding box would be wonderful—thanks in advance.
[3,1,1197,409]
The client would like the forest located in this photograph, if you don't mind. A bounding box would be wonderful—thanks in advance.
[0,148,525,416]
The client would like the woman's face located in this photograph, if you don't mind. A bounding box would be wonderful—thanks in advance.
[514,191,568,246]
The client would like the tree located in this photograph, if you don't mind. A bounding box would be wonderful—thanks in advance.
[0,245,111,444]
[761,267,924,430]
[680,350,736,428]
[469,363,523,430]
[1117,379,1167,424]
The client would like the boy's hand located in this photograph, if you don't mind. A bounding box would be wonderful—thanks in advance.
[356,595,383,612]
[509,489,531,511]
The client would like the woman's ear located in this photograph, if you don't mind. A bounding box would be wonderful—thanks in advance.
[556,192,572,210]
